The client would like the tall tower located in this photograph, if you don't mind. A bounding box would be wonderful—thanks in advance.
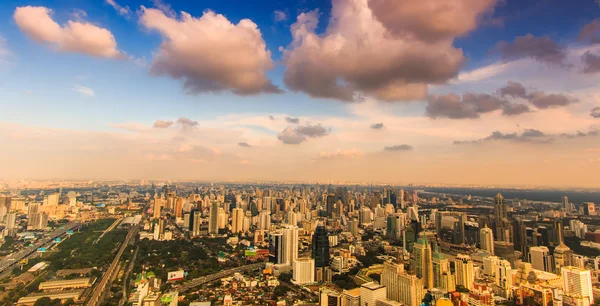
[562,196,569,213]
[231,208,244,233]
[455,254,474,290]
[209,201,219,234]
[413,236,433,289]
[283,226,299,265]
[480,225,495,255]
[312,225,330,267]
[494,193,510,242]
[432,243,453,291]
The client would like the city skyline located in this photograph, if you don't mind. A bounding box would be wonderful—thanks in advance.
[2,0,600,187]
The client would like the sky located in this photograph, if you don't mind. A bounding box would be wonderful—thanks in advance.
[1,0,600,187]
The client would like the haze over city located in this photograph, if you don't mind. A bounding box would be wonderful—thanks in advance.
[1,0,600,187]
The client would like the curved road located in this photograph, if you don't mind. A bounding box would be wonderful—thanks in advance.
[179,262,266,292]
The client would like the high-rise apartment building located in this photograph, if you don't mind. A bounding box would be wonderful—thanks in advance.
[283,226,299,265]
[455,254,474,290]
[208,201,219,234]
[231,208,244,233]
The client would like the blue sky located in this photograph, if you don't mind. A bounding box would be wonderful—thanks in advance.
[1,0,600,186]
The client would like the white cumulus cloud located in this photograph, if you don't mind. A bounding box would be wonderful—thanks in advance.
[14,6,123,59]
[139,6,281,95]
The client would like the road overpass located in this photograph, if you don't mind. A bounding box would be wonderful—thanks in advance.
[179,262,266,292]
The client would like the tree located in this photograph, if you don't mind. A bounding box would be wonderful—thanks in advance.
[273,285,288,298]
[33,297,52,306]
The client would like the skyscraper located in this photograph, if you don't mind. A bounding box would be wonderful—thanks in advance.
[208,201,219,234]
[269,231,285,264]
[231,208,244,233]
[153,197,162,219]
[494,193,510,242]
[326,194,337,218]
[455,254,474,290]
[412,236,433,289]
[562,266,594,305]
[529,246,553,272]
[312,224,330,267]
[432,244,453,291]
[283,225,299,265]
[562,196,569,212]
[480,225,495,255]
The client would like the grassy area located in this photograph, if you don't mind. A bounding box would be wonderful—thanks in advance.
[0,218,128,306]
[46,219,127,270]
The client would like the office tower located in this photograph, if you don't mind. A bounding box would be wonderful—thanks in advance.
[259,210,271,230]
[583,202,596,216]
[455,254,474,290]
[386,213,405,239]
[313,225,330,267]
[562,266,594,305]
[349,218,359,237]
[494,193,510,242]
[153,197,162,219]
[341,288,360,306]
[359,208,372,225]
[208,201,219,234]
[381,262,424,306]
[407,206,418,221]
[412,237,433,289]
[480,225,495,255]
[292,258,315,285]
[411,191,418,204]
[231,208,244,233]
[269,231,285,264]
[529,246,553,272]
[283,226,299,265]
[326,194,337,218]
[360,282,386,306]
[562,196,569,212]
[432,244,452,290]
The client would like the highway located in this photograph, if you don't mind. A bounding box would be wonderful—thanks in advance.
[0,222,80,274]
[179,262,266,292]
[87,223,140,306]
